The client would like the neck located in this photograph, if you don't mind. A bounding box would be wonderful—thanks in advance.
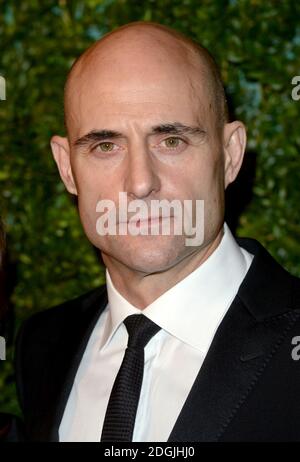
[102,228,224,309]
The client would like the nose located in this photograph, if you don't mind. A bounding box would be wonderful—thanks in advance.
[124,141,160,200]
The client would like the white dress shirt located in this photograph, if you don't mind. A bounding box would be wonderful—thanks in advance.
[59,223,254,442]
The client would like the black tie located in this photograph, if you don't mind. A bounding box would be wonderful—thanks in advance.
[100,314,161,442]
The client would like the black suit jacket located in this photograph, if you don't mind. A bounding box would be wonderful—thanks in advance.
[14,237,300,442]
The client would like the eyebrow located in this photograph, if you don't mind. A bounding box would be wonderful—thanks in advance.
[73,122,206,147]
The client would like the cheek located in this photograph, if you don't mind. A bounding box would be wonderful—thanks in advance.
[185,156,225,216]
[72,168,105,232]
[212,155,226,194]
[72,160,109,201]
[186,157,219,195]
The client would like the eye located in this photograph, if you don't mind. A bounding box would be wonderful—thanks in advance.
[94,142,115,152]
[162,137,183,148]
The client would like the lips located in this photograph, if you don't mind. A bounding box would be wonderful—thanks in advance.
[135,217,162,226]
[118,216,172,226]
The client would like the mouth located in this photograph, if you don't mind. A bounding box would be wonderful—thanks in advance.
[119,216,173,227]
[135,217,165,227]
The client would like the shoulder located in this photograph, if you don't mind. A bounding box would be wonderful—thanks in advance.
[17,285,107,340]
[14,285,108,414]
[236,236,300,317]
[14,285,107,376]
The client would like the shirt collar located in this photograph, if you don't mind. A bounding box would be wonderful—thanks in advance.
[101,223,253,353]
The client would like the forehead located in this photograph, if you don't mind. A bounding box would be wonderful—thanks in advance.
[66,33,213,137]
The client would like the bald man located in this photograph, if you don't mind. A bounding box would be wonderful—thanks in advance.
[15,22,300,442]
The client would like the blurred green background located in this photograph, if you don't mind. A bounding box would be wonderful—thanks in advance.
[0,0,300,415]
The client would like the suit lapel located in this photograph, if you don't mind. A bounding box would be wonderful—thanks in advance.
[35,286,108,442]
[168,295,299,441]
[168,237,300,442]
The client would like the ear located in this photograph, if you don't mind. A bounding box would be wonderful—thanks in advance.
[50,135,78,195]
[223,121,247,189]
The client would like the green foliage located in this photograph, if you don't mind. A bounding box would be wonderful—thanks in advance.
[0,0,300,414]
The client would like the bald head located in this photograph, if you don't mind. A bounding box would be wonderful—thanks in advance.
[64,21,228,134]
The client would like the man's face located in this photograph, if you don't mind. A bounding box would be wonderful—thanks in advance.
[53,33,240,275]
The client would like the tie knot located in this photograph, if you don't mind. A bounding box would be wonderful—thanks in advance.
[124,314,161,350]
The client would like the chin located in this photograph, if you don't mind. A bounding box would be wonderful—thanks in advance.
[109,235,185,274]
